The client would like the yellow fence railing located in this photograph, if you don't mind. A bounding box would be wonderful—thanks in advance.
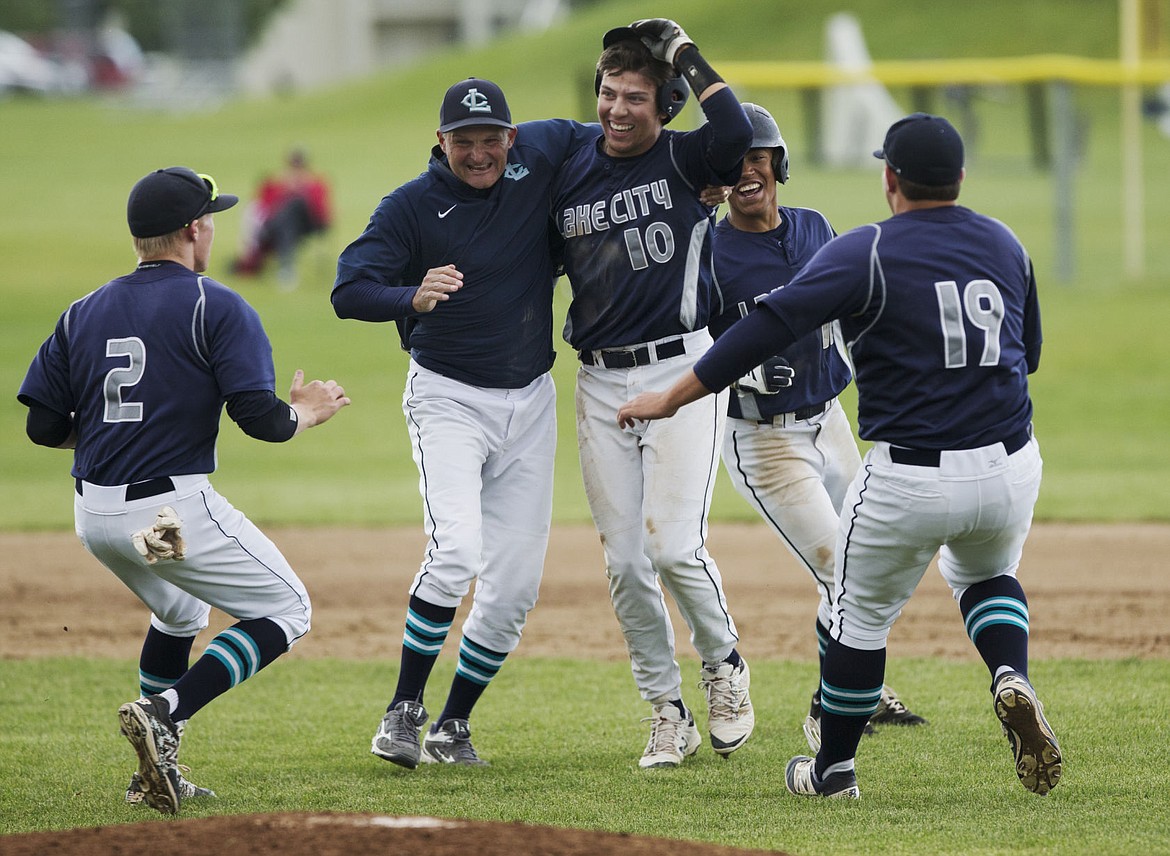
[716,55,1170,88]
[711,54,1170,283]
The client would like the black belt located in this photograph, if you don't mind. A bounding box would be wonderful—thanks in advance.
[758,401,828,424]
[579,337,686,368]
[75,477,176,500]
[889,428,1031,467]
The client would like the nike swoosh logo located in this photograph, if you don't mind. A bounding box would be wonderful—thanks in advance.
[438,205,457,218]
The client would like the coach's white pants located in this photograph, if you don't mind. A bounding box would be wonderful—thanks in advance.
[403,361,555,655]
[722,398,861,629]
[576,332,739,704]
[831,434,1043,650]
[75,474,311,647]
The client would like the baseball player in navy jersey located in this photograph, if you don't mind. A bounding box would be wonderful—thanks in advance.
[333,78,599,767]
[17,167,350,814]
[549,20,755,768]
[619,113,1060,798]
[707,103,926,750]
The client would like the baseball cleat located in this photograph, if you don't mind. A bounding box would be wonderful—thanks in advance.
[371,700,429,769]
[421,718,489,765]
[699,659,754,755]
[117,695,182,815]
[785,755,860,799]
[126,766,216,805]
[992,671,1062,795]
[639,702,701,769]
[803,692,874,753]
[869,685,928,727]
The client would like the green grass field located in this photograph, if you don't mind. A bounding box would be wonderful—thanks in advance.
[3,657,1169,854]
[2,1,1169,853]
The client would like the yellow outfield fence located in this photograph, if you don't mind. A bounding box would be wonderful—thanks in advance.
[710,54,1170,282]
[716,55,1170,88]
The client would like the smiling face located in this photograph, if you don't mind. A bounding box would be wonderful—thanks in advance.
[725,148,781,230]
[727,148,780,230]
[597,70,664,158]
[439,125,517,189]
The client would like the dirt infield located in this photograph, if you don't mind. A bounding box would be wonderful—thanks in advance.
[2,521,1167,854]
[3,522,1167,662]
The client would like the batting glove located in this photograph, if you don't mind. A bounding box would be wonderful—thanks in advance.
[131,506,187,564]
[629,18,694,67]
[735,357,795,395]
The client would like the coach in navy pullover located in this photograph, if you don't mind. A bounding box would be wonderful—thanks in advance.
[333,117,598,389]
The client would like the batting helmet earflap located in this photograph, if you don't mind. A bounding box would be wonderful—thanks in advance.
[595,28,690,125]
[742,102,790,184]
[654,76,689,124]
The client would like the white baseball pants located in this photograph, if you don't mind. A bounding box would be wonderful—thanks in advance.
[402,360,556,655]
[721,398,862,629]
[74,474,311,647]
[576,331,739,704]
[832,434,1043,650]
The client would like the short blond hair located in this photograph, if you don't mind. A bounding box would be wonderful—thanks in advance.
[132,213,204,260]
[133,231,180,259]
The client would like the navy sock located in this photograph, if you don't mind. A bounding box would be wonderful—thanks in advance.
[960,575,1030,681]
[390,596,456,709]
[170,618,289,722]
[138,626,195,697]
[816,639,885,775]
[813,619,832,701]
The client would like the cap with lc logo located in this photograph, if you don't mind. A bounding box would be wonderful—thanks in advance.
[438,78,515,133]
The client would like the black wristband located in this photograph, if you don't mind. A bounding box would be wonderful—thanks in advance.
[227,389,298,442]
[675,45,723,95]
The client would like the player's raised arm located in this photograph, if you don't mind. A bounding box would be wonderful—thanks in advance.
[626,18,750,178]
[629,19,720,101]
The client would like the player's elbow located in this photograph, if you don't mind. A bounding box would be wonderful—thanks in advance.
[24,401,73,448]
[330,287,353,319]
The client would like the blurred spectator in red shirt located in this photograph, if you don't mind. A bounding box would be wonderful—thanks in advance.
[234,148,333,288]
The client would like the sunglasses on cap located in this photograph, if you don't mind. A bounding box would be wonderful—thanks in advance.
[186,173,221,226]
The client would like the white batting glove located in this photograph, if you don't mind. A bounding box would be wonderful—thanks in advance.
[131,506,186,564]
[629,18,694,67]
[735,357,795,395]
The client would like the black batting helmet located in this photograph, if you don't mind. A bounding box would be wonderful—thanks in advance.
[596,27,689,125]
[742,102,790,184]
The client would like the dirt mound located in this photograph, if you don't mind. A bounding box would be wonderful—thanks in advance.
[0,812,788,856]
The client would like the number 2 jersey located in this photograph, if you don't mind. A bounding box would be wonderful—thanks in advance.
[696,205,1042,450]
[551,87,751,351]
[18,261,277,484]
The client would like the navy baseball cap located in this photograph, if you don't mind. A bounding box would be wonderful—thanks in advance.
[873,113,964,186]
[438,78,515,133]
[127,167,238,238]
